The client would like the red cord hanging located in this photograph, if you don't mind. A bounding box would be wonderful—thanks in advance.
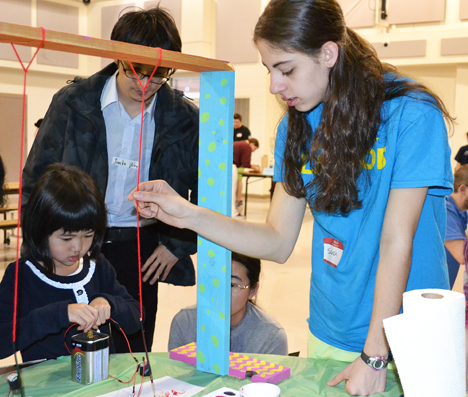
[10,27,46,345]
[127,47,163,322]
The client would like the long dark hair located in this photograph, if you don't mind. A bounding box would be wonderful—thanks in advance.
[22,164,107,274]
[254,0,453,214]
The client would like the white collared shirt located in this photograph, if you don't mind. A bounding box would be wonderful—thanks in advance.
[101,71,157,227]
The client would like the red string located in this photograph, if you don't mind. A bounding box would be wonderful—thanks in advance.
[10,27,46,345]
[127,48,163,321]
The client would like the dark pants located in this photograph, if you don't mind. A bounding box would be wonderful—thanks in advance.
[101,225,159,353]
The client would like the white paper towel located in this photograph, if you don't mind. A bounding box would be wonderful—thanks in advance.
[383,288,465,397]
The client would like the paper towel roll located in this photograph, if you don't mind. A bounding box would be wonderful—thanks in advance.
[383,288,465,397]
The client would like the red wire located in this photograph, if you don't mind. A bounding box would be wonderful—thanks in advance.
[127,48,162,321]
[10,27,46,345]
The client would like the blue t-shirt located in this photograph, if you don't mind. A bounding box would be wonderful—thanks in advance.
[274,95,453,352]
[444,195,468,288]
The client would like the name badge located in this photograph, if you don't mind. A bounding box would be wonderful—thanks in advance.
[323,238,343,268]
[112,157,139,170]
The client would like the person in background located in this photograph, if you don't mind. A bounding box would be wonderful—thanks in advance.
[233,113,252,142]
[129,0,454,394]
[0,164,140,361]
[21,6,199,353]
[445,165,468,289]
[455,132,468,171]
[233,138,260,217]
[168,252,288,355]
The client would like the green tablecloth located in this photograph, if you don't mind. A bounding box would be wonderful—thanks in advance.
[0,353,404,396]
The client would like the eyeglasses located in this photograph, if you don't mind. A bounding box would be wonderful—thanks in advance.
[231,283,250,291]
[119,61,168,86]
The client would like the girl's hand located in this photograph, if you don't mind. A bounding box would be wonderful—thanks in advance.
[128,180,194,229]
[89,297,111,327]
[68,303,99,332]
[327,357,387,396]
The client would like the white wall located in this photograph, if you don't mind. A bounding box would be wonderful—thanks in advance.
[1,0,468,195]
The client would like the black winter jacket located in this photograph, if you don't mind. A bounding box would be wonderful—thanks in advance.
[22,63,199,286]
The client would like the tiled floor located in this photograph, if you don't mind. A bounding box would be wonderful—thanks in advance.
[0,196,464,369]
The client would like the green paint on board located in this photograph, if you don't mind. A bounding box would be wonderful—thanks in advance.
[219,312,225,320]
[213,278,220,287]
[197,350,205,363]
[208,142,217,152]
[207,178,215,186]
[199,284,206,293]
[220,96,227,105]
[208,250,215,258]
[221,78,228,86]
[218,162,226,171]
[213,364,221,374]
[200,112,210,123]
[211,335,219,347]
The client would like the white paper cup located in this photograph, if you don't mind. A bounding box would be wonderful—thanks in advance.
[240,383,281,397]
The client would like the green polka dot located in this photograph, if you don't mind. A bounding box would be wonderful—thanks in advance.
[200,324,205,331]
[199,284,206,293]
[213,364,221,374]
[205,159,210,165]
[211,335,219,347]
[213,278,220,287]
[223,139,227,144]
[207,178,215,186]
[212,130,216,135]
[220,96,227,105]
[221,78,228,86]
[206,309,211,315]
[216,210,221,213]
[203,263,206,267]
[199,138,201,145]
[200,112,210,123]
[205,94,210,98]
[208,142,217,152]
[201,196,206,203]
[219,312,225,320]
[222,266,226,272]
[198,238,202,245]
[220,191,225,196]
[197,350,205,363]
[208,250,215,258]
[211,297,214,301]
[218,162,226,171]
[219,119,225,126]
[198,168,201,178]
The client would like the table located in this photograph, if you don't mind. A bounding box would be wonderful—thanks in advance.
[241,173,273,217]
[0,353,404,397]
[4,181,19,195]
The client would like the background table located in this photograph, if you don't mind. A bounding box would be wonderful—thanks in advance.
[0,353,404,397]
[241,173,273,217]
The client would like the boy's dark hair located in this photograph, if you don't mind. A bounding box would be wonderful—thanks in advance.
[234,113,242,121]
[248,137,259,149]
[231,252,261,287]
[0,156,5,208]
[111,6,181,77]
[22,163,107,274]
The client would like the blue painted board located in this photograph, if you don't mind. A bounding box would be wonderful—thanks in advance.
[196,70,235,375]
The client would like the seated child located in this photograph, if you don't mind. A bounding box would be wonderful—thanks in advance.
[0,164,140,362]
[168,252,288,355]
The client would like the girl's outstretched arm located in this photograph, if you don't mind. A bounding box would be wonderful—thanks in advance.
[129,180,307,263]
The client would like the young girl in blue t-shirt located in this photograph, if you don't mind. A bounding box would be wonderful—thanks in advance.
[128,0,454,395]
[0,163,140,362]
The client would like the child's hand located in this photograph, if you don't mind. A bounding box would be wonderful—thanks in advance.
[68,303,99,332]
[89,297,111,327]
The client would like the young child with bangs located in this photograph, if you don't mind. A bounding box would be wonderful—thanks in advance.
[0,164,140,362]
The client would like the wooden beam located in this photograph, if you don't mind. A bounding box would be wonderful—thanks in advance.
[0,22,234,73]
